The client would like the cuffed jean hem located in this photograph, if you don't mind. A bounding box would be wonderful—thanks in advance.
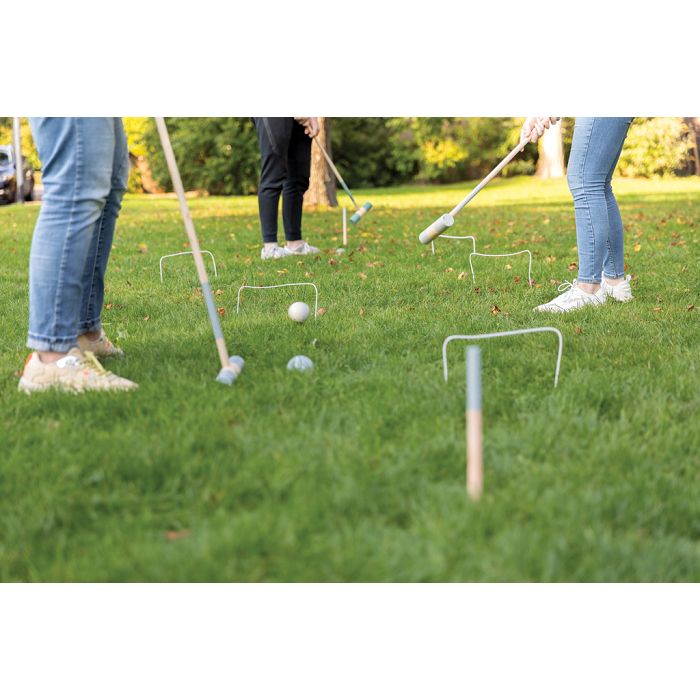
[578,276,602,284]
[77,318,102,334]
[27,333,78,353]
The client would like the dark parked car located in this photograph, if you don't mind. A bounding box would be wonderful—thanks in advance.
[0,145,35,204]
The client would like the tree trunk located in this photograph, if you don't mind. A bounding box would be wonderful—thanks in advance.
[684,117,700,176]
[304,117,338,208]
[535,120,566,178]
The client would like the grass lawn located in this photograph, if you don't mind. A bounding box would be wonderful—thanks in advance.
[1,175,699,581]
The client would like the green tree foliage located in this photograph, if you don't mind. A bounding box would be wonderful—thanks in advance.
[142,118,260,195]
[617,118,691,178]
[330,117,421,187]
[7,116,690,197]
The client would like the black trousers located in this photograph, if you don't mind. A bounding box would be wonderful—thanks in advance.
[253,117,311,244]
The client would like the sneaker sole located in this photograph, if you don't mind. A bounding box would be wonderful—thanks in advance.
[18,377,136,394]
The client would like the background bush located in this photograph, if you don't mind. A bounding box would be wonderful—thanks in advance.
[617,117,691,177]
[2,117,696,196]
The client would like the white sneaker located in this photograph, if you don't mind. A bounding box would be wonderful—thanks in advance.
[534,280,606,313]
[261,245,294,261]
[601,274,634,302]
[18,347,138,394]
[285,241,320,255]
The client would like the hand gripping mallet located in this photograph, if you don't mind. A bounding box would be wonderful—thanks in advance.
[418,139,528,244]
[313,136,372,224]
[155,117,244,385]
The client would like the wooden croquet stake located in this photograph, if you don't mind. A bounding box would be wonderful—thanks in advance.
[466,346,483,501]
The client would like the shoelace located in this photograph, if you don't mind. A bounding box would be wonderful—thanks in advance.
[557,279,576,293]
[82,351,111,377]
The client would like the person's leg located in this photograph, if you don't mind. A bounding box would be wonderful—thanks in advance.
[567,117,631,292]
[601,118,633,284]
[78,118,129,349]
[282,119,311,245]
[27,118,115,361]
[254,117,292,245]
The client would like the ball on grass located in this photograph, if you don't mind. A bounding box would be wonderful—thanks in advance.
[287,355,314,372]
[288,301,310,323]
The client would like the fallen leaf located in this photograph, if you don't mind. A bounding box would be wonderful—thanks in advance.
[687,304,695,312]
[444,267,454,273]
[568,262,578,271]
[359,308,365,317]
[546,255,557,263]
[277,268,288,275]
[316,307,327,316]
[137,243,149,254]
[304,272,314,279]
[514,276,522,284]
[653,307,662,312]
[358,272,367,280]
[143,315,150,321]
[458,271,468,280]
[214,289,224,296]
[634,243,641,252]
[575,326,584,335]
[490,305,501,315]
[105,303,113,310]
[217,307,225,317]
[328,258,338,266]
[473,287,481,294]
[504,264,513,270]
[165,530,191,541]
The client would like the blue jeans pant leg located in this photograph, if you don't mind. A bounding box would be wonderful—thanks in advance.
[567,117,633,284]
[27,118,118,352]
[78,118,129,333]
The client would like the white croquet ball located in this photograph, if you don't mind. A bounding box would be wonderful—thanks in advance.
[287,355,314,372]
[288,301,310,323]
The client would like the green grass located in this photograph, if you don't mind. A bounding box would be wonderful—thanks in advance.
[1,175,699,581]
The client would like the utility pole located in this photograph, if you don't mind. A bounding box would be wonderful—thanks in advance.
[13,117,24,204]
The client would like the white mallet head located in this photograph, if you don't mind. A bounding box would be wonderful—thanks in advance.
[287,355,314,372]
[288,301,310,323]
[418,213,455,244]
[216,356,244,385]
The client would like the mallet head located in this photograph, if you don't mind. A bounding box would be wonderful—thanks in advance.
[350,202,372,225]
[418,213,454,245]
[216,355,245,385]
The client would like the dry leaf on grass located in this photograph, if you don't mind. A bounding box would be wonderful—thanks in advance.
[316,307,327,316]
[490,305,501,315]
[165,530,191,541]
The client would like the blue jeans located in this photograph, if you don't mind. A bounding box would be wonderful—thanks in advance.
[27,118,129,352]
[567,117,633,284]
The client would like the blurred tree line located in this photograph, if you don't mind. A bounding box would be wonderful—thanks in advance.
[2,117,699,194]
